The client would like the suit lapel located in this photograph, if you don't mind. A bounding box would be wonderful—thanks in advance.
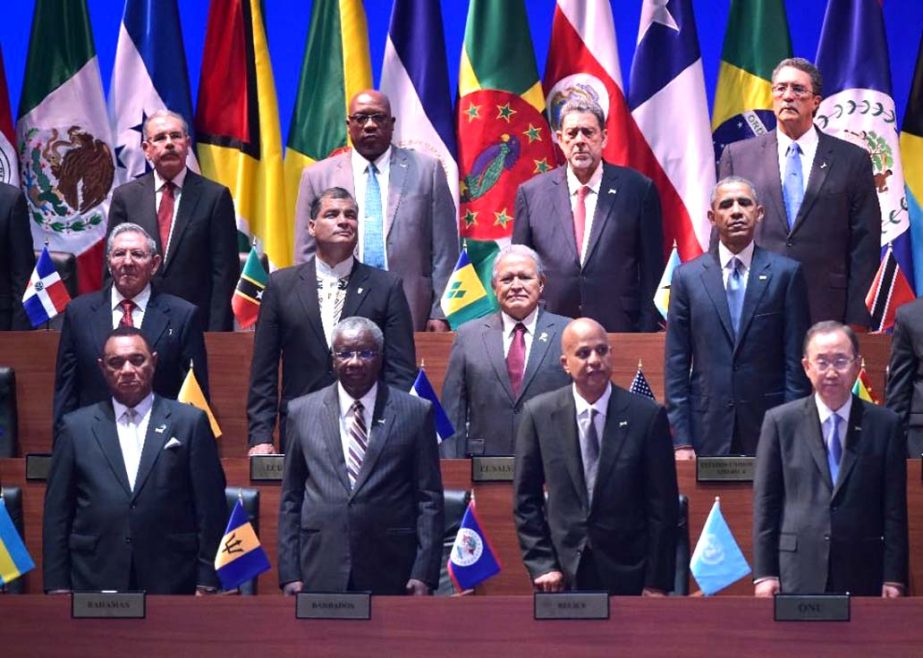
[385,148,406,240]
[132,397,171,499]
[321,386,351,493]
[735,247,772,351]
[761,132,789,237]
[592,389,631,505]
[137,176,160,253]
[584,165,618,266]
[341,262,372,318]
[549,169,580,266]
[295,259,328,346]
[833,397,864,498]
[163,172,201,271]
[482,315,515,401]
[91,288,115,350]
[92,403,132,497]
[550,392,588,509]
[519,310,558,399]
[140,294,169,349]
[351,386,394,496]
[792,131,833,233]
[801,398,834,491]
[700,253,735,344]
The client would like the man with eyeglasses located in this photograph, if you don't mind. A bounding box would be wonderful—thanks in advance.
[246,187,416,456]
[106,109,238,331]
[753,321,907,597]
[278,316,443,595]
[292,89,457,332]
[514,318,678,595]
[718,58,880,327]
[53,223,208,440]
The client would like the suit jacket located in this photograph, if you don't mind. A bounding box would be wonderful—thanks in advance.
[293,147,458,330]
[43,396,227,593]
[513,385,678,594]
[664,246,811,455]
[0,182,34,330]
[246,257,416,449]
[441,309,571,457]
[52,287,208,437]
[885,298,923,456]
[107,170,238,331]
[278,384,444,593]
[753,396,908,595]
[512,162,664,332]
[718,128,880,326]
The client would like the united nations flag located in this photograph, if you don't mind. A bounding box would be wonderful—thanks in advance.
[690,497,750,596]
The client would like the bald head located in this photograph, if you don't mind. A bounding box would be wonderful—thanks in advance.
[561,318,613,403]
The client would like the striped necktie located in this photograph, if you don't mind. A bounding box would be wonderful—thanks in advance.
[346,400,368,488]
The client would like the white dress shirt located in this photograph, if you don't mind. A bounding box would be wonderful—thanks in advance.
[111,284,152,329]
[565,162,604,265]
[112,392,154,491]
[337,382,378,470]
[718,240,754,290]
[572,382,612,452]
[813,393,852,460]
[500,307,539,364]
[351,147,392,266]
[776,126,819,193]
[316,255,354,346]
[153,166,188,261]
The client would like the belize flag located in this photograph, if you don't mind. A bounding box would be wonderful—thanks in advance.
[448,500,501,592]
[22,247,71,327]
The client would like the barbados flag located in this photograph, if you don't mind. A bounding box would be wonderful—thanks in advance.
[0,497,34,587]
[440,245,497,330]
[214,498,270,591]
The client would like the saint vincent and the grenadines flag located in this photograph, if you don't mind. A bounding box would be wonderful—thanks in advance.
[195,0,289,270]
[902,35,923,294]
[440,242,499,330]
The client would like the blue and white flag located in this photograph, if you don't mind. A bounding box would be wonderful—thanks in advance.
[690,498,751,596]
[108,0,198,184]
[448,500,501,592]
[380,0,459,213]
[410,367,455,443]
[22,247,71,327]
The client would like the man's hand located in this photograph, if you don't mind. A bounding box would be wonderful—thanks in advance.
[47,589,71,595]
[674,448,696,461]
[754,579,780,597]
[642,587,666,597]
[248,443,276,456]
[533,571,565,593]
[282,581,304,596]
[882,584,904,598]
[405,578,431,595]
[195,585,218,596]
[425,319,451,332]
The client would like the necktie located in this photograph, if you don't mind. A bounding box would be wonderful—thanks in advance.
[573,186,590,261]
[727,257,744,336]
[782,143,804,230]
[123,408,142,491]
[363,164,386,269]
[157,180,176,256]
[346,400,368,488]
[333,276,349,327]
[118,299,136,327]
[581,409,600,503]
[827,413,843,484]
[506,322,526,397]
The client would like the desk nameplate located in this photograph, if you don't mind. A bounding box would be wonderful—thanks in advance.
[72,592,145,619]
[25,453,52,481]
[774,594,850,622]
[534,592,609,620]
[250,454,285,482]
[696,457,755,482]
[471,456,514,482]
[296,592,371,620]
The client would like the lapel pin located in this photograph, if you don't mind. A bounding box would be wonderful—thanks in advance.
[607,188,617,195]
[539,332,548,342]
[357,287,364,295]
[853,426,861,432]
[820,162,827,169]
[758,274,768,280]
[619,420,628,428]
[154,424,166,434]
[168,328,174,336]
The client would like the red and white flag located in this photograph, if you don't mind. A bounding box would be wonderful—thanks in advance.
[0,46,18,186]
[866,244,915,333]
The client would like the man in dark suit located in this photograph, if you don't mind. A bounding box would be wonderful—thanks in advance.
[753,321,907,597]
[512,100,664,332]
[441,244,570,457]
[247,187,415,456]
[106,109,238,331]
[666,177,811,458]
[43,327,226,594]
[0,182,34,330]
[278,316,443,595]
[53,223,207,438]
[293,89,458,332]
[513,318,678,595]
[885,299,923,456]
[718,58,880,326]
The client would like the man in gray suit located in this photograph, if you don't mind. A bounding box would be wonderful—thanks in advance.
[441,244,570,457]
[293,89,458,332]
[278,316,444,595]
[718,58,880,326]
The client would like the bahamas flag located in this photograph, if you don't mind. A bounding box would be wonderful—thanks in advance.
[448,500,501,592]
[410,367,455,443]
[440,244,498,329]
[195,0,289,270]
[902,36,923,294]
[711,0,792,163]
[690,498,750,596]
[178,363,221,438]
[0,496,34,586]
[215,498,270,591]
[456,0,555,242]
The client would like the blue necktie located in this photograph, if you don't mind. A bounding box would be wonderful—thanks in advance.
[727,257,744,336]
[827,413,843,484]
[363,164,386,269]
[783,143,804,230]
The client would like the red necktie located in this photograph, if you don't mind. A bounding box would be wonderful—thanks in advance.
[119,299,136,327]
[506,322,526,397]
[157,180,175,254]
[573,186,590,260]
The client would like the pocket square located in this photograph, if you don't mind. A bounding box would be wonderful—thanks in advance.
[164,437,182,450]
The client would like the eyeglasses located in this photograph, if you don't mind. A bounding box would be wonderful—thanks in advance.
[809,356,856,372]
[348,113,390,125]
[771,83,814,98]
[334,349,379,361]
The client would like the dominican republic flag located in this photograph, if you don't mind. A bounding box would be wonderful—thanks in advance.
[448,500,501,592]
[380,0,459,214]
[409,367,455,443]
[816,0,913,293]
[22,247,71,327]
[628,0,714,262]
[866,244,914,333]
[109,0,198,184]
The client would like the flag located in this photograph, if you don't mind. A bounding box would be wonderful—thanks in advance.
[285,0,371,249]
[440,244,498,330]
[456,0,555,242]
[17,0,115,294]
[902,35,923,294]
[629,362,655,401]
[816,0,913,293]
[410,367,455,443]
[195,0,289,270]
[380,0,459,213]
[0,46,19,186]
[22,246,71,327]
[690,498,751,596]
[178,364,221,438]
[232,246,267,329]
[214,498,271,591]
[628,0,713,262]
[711,0,792,163]
[109,0,198,185]
[447,499,501,592]
[865,244,914,333]
[0,496,34,587]
[852,363,878,404]
[654,243,681,321]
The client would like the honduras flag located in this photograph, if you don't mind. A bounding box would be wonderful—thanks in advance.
[108,0,198,184]
[380,0,459,213]
[690,498,751,595]
[410,367,455,443]
[22,247,71,328]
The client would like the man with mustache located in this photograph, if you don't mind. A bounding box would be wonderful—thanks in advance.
[665,178,810,458]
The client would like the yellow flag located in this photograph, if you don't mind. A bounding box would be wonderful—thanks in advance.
[178,368,222,438]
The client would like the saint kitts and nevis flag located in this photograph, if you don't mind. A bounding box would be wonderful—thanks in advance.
[233,246,268,329]
[17,0,115,295]
[902,35,923,294]
[195,0,289,271]
[0,46,19,187]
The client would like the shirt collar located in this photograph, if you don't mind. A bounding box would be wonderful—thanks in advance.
[153,166,187,192]
[500,306,539,337]
[718,240,755,271]
[565,161,604,196]
[112,391,154,423]
[337,382,378,419]
[572,382,612,418]
[316,255,354,280]
[814,393,852,427]
[111,284,152,313]
[777,125,818,157]
[352,146,392,176]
